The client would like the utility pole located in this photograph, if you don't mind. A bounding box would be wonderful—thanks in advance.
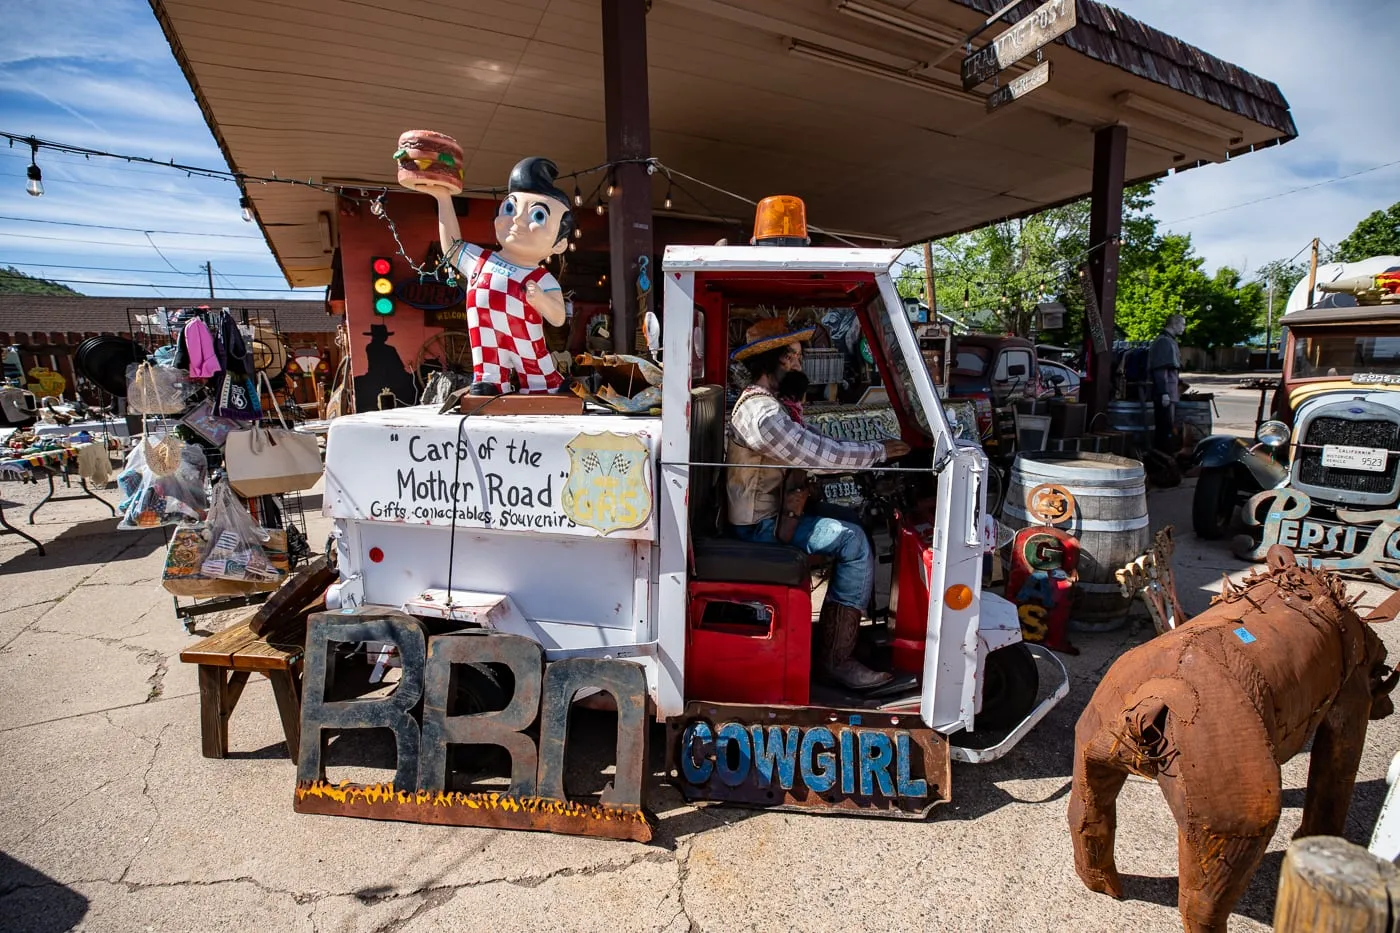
[205,262,215,299]
[1265,278,1274,370]
[922,241,937,317]
[1306,238,1320,308]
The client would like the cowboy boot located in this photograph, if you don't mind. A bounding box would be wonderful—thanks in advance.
[817,602,891,691]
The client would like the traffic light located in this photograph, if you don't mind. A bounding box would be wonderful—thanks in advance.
[371,256,395,315]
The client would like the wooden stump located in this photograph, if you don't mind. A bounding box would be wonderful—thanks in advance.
[1274,836,1400,932]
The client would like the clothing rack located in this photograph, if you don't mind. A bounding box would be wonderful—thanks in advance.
[125,306,313,630]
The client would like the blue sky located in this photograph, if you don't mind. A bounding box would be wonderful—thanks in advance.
[2,0,1397,302]
[0,0,306,301]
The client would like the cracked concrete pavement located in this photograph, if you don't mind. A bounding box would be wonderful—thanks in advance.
[2,471,1399,933]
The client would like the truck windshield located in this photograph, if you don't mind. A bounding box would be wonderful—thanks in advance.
[1291,333,1400,378]
[863,295,932,437]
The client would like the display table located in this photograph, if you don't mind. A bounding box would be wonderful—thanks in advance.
[0,438,117,556]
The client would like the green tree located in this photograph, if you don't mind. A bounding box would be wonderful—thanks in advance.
[0,267,80,296]
[1334,202,1400,262]
[1115,235,1257,350]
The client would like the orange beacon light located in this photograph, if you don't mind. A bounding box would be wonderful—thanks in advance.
[751,195,810,246]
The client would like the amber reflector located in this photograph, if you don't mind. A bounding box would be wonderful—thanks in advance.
[945,584,974,611]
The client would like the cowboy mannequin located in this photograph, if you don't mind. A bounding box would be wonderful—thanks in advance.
[726,319,911,691]
[1149,313,1185,451]
[399,144,573,395]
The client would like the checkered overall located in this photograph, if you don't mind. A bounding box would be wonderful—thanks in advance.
[464,250,563,394]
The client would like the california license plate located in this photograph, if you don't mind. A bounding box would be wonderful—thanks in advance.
[1322,444,1388,472]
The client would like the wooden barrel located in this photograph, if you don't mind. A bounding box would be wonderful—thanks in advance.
[1176,394,1214,443]
[1106,400,1153,451]
[1003,452,1150,628]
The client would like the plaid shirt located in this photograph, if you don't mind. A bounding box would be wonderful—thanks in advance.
[725,387,884,525]
[730,387,885,469]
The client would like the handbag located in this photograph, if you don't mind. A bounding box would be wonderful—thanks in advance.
[179,396,243,446]
[224,373,323,497]
[215,371,261,421]
[775,469,811,544]
[126,361,193,414]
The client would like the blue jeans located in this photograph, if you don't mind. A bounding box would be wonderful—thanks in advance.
[732,514,873,611]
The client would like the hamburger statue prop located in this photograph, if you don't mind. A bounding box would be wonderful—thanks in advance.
[396,131,574,396]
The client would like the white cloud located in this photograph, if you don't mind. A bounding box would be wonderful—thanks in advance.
[1111,0,1400,275]
[0,1,158,67]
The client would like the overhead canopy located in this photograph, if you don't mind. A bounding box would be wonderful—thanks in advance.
[151,0,1295,288]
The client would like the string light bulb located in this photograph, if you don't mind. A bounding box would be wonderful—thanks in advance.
[573,185,582,207]
[574,227,582,239]
[663,184,673,211]
[596,200,606,216]
[25,143,42,197]
[238,196,254,223]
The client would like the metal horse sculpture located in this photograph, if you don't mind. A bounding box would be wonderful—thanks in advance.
[1069,545,1398,933]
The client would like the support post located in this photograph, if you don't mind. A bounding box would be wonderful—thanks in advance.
[1087,124,1127,420]
[602,0,653,355]
[1274,836,1400,932]
[922,241,937,315]
[1307,237,1320,309]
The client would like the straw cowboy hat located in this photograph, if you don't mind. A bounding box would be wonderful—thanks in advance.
[732,317,816,361]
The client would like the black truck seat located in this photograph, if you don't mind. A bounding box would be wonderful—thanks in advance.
[688,384,809,588]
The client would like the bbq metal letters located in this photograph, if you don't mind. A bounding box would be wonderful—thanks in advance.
[295,610,653,841]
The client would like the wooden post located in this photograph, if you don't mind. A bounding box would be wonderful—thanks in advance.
[922,241,937,316]
[1274,835,1400,932]
[601,0,653,355]
[1307,237,1321,309]
[1087,124,1127,421]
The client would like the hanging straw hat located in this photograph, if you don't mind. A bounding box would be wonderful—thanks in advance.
[142,433,187,477]
[731,317,816,361]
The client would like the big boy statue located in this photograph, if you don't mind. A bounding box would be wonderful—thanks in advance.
[395,131,574,395]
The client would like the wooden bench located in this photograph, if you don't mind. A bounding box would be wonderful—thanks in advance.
[179,615,307,760]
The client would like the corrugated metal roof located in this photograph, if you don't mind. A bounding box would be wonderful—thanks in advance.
[0,295,336,335]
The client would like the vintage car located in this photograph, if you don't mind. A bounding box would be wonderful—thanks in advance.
[947,334,1040,406]
[1191,303,1400,567]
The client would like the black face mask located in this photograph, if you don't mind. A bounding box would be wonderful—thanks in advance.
[777,369,809,402]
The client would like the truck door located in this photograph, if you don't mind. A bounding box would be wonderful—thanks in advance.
[867,276,987,733]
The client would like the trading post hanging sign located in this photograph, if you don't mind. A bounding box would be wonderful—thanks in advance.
[325,415,657,540]
[961,0,1076,90]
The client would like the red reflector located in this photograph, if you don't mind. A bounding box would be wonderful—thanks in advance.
[368,547,384,563]
[372,258,392,276]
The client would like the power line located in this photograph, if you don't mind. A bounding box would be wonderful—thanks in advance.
[0,230,267,251]
[0,260,286,278]
[23,276,318,294]
[1161,158,1400,225]
[0,215,260,239]
[2,130,635,203]
[144,231,192,276]
[0,169,217,195]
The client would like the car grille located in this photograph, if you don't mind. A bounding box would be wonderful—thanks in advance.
[1296,416,1399,496]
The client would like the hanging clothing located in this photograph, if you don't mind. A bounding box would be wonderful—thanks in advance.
[182,317,222,379]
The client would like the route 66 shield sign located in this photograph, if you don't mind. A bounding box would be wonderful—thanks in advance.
[561,432,653,535]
